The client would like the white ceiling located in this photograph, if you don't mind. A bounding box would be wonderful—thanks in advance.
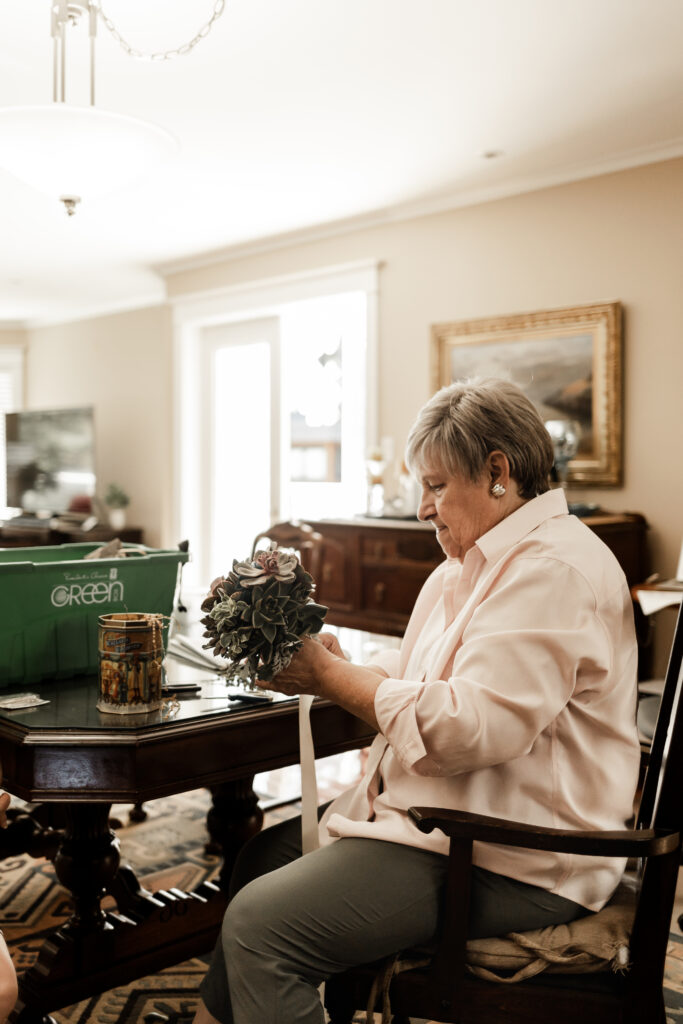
[1,0,682,327]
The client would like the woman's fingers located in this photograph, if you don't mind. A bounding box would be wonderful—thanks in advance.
[318,633,345,658]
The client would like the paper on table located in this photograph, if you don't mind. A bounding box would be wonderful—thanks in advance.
[0,693,49,709]
[636,589,683,616]
[166,634,229,672]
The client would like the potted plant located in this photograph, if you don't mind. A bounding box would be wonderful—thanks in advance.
[104,483,130,531]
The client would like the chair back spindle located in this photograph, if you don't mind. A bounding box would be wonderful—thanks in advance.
[637,604,683,834]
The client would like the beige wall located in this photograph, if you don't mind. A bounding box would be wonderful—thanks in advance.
[166,158,683,583]
[23,158,683,634]
[0,329,26,347]
[0,327,27,406]
[25,304,172,548]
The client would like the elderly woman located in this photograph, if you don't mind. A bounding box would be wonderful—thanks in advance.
[194,377,640,1024]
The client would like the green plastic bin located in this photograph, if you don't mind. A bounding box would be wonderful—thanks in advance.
[0,543,189,686]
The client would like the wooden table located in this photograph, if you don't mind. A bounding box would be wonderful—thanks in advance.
[0,676,374,1023]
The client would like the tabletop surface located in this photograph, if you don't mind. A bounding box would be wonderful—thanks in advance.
[0,664,296,738]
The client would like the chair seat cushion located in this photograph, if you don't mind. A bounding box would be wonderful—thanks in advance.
[465,878,635,983]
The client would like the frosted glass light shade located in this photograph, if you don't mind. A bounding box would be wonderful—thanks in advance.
[0,104,178,203]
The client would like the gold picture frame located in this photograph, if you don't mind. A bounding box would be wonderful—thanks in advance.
[431,301,623,487]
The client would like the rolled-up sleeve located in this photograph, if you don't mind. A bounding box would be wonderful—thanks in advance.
[374,557,612,776]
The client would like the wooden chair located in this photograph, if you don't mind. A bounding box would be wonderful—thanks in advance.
[250,520,324,582]
[325,604,683,1024]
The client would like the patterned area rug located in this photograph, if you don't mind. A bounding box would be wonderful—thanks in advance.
[2,789,223,1024]
[1,777,683,1024]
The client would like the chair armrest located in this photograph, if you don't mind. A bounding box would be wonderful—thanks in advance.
[408,806,679,858]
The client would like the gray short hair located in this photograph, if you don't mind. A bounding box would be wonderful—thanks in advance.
[405,378,554,499]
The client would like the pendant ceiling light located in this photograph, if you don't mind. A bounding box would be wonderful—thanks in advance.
[0,0,225,215]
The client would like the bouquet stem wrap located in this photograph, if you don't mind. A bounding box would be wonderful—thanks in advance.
[298,693,320,853]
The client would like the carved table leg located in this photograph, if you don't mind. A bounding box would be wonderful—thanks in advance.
[13,800,226,1024]
[206,777,264,889]
[0,807,61,862]
[12,803,119,1022]
[53,803,120,931]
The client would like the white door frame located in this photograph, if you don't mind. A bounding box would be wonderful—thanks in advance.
[172,260,379,584]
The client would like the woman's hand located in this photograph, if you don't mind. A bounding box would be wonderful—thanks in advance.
[317,632,346,660]
[258,635,342,698]
[256,631,383,732]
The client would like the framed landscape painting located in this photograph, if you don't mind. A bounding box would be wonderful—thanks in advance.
[431,301,623,486]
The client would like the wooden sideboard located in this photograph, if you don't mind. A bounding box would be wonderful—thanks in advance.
[0,523,144,548]
[305,512,650,637]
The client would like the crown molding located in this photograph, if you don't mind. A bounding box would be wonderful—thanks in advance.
[170,259,380,326]
[156,141,683,279]
[8,140,681,329]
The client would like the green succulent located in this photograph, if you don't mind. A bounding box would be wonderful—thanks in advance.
[200,548,327,683]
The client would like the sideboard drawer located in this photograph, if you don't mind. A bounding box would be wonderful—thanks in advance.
[361,533,440,565]
[318,538,353,606]
[362,565,430,617]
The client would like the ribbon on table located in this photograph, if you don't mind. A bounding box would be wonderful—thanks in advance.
[298,692,320,854]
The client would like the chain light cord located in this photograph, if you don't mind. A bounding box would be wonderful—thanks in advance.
[98,0,226,62]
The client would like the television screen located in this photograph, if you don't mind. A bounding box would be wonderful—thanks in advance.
[5,406,96,516]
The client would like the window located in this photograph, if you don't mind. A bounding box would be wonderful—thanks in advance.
[0,346,24,513]
[173,262,378,585]
[280,290,368,526]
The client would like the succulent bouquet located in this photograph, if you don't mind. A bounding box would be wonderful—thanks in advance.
[200,548,327,682]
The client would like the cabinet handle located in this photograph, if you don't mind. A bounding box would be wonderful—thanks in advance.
[373,582,386,605]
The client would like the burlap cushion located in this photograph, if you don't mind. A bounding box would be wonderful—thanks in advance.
[465,879,636,983]
[359,882,636,1022]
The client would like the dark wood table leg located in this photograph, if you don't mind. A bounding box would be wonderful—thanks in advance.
[128,801,148,823]
[206,777,265,889]
[12,803,118,1022]
[12,802,226,1024]
[0,806,61,862]
[54,803,120,931]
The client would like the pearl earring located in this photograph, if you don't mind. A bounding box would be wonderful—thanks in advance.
[491,483,506,497]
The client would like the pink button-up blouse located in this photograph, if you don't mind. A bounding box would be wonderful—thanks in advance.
[318,489,640,911]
